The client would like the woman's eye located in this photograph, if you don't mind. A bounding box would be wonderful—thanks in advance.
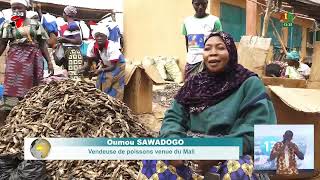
[204,47,211,51]
[217,45,225,50]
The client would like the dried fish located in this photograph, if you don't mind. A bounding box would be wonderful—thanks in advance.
[153,83,182,108]
[0,80,156,179]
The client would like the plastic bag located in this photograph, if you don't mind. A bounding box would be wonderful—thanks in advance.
[164,57,183,83]
[53,44,65,66]
[0,155,48,180]
[0,155,22,179]
[9,160,48,180]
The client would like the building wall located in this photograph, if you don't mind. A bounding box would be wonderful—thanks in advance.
[123,0,315,68]
[123,0,196,69]
[221,0,246,8]
[216,0,314,59]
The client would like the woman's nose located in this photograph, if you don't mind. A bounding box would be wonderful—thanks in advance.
[209,48,218,55]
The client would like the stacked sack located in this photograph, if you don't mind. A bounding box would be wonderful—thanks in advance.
[145,56,183,83]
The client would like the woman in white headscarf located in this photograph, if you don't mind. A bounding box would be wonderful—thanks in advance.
[83,24,126,100]
[0,0,53,123]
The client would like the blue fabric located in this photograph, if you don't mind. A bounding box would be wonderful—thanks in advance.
[108,26,121,42]
[80,42,89,57]
[42,17,58,34]
[68,21,79,31]
[0,17,5,26]
[107,88,117,97]
[140,160,193,180]
[112,66,121,77]
[286,50,300,61]
[119,55,125,63]
[43,57,48,70]
[0,85,3,101]
[140,156,257,180]
[119,76,125,88]
[98,72,107,84]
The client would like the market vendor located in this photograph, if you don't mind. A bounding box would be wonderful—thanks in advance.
[138,32,276,179]
[0,0,53,123]
[83,24,125,100]
[285,50,311,80]
[183,0,222,81]
[54,6,83,80]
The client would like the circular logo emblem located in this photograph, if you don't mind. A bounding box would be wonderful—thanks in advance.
[30,138,51,159]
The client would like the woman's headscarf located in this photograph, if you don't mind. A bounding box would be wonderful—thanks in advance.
[64,6,77,17]
[175,32,257,113]
[10,0,30,7]
[92,24,109,38]
[285,50,300,61]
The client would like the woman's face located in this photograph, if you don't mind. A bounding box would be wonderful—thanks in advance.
[203,36,230,73]
[11,3,27,17]
[63,13,68,21]
[95,33,108,47]
[286,59,299,68]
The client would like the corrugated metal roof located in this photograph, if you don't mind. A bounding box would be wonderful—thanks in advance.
[298,0,320,5]
[287,0,320,22]
[0,0,122,12]
[34,0,122,11]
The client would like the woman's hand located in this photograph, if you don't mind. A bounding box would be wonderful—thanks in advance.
[90,68,104,76]
[47,61,54,76]
[57,37,65,43]
[192,160,220,175]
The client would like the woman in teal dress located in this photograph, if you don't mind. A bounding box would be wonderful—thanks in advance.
[138,32,276,180]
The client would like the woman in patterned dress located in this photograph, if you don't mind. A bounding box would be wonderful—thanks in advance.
[138,32,277,180]
[55,6,83,80]
[0,0,53,123]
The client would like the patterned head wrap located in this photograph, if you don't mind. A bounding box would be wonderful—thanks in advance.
[175,31,257,113]
[10,0,30,7]
[64,6,77,17]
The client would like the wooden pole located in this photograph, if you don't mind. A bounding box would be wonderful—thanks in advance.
[262,0,273,37]
[246,0,257,36]
[310,41,320,82]
[270,19,288,55]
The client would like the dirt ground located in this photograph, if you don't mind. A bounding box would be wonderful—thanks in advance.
[137,83,182,133]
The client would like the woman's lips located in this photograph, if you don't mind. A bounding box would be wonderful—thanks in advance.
[208,59,221,66]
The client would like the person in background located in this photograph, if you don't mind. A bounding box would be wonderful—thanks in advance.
[55,5,83,80]
[83,24,125,100]
[183,0,222,81]
[270,130,304,175]
[265,63,282,77]
[285,50,310,80]
[87,20,97,39]
[303,57,312,68]
[0,12,5,26]
[35,4,59,49]
[139,32,276,179]
[0,0,53,123]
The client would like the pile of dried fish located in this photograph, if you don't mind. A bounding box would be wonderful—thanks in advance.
[0,80,154,179]
[153,83,182,107]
